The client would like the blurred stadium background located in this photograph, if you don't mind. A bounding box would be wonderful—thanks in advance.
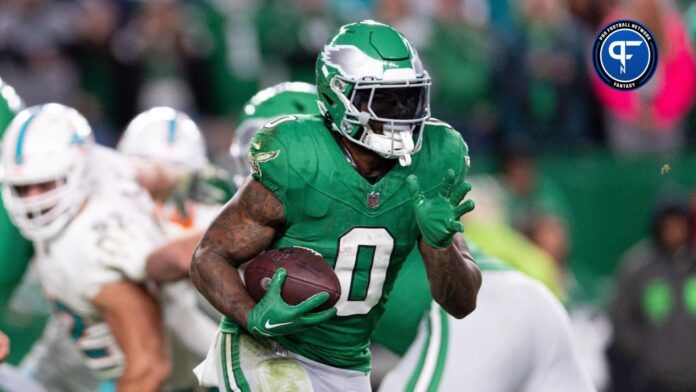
[1,0,695,390]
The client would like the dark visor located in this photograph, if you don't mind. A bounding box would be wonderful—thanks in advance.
[352,86,427,120]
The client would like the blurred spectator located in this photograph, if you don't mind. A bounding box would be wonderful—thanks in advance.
[499,144,570,241]
[592,0,696,154]
[527,213,570,268]
[126,1,218,113]
[66,0,140,145]
[0,0,81,105]
[688,3,696,41]
[377,0,432,48]
[609,195,696,392]
[499,0,596,151]
[254,0,334,84]
[568,0,615,30]
[496,143,582,293]
[419,0,501,152]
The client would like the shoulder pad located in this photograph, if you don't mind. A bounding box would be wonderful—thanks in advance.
[420,119,471,181]
[249,115,324,208]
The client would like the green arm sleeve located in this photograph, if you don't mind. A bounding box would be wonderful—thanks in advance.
[0,208,33,312]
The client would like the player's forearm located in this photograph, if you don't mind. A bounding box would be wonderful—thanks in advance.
[146,232,203,282]
[420,235,481,319]
[190,246,256,326]
[117,353,169,392]
[95,282,170,392]
[0,330,9,363]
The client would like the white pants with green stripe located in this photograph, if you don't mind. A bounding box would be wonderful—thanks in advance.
[379,271,595,392]
[194,329,371,392]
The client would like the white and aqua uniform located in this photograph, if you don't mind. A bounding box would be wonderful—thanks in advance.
[26,147,164,390]
[379,264,595,392]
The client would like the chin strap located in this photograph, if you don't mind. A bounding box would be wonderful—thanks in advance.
[398,128,414,166]
[354,112,415,166]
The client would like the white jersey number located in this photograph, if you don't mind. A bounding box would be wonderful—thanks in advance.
[333,227,394,316]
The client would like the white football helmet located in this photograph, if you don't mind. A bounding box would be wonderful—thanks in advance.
[1,103,95,240]
[118,107,208,172]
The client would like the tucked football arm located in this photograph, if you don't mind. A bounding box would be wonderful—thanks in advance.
[190,178,283,327]
[419,234,481,319]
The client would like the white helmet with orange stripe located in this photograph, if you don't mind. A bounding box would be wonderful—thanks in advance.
[1,103,94,240]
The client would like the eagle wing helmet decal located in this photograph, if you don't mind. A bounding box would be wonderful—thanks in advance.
[322,45,386,79]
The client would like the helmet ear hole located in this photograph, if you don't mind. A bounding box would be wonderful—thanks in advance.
[321,93,334,106]
[330,77,346,93]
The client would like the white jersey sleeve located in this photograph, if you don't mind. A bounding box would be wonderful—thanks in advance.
[379,270,595,392]
[520,276,596,392]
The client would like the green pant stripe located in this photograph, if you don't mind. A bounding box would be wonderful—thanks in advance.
[219,334,235,392]
[231,333,251,392]
[407,305,450,392]
[427,308,449,392]
[219,333,251,392]
[405,309,433,392]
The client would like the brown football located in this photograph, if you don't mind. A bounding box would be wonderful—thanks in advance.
[244,247,341,312]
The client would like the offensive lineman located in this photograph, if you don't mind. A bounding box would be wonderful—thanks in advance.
[1,104,169,391]
[118,107,222,389]
[375,247,595,392]
[191,21,481,391]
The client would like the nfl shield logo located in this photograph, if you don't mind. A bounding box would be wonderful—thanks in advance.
[367,191,380,209]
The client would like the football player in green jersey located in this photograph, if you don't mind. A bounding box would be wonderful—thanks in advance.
[147,81,321,281]
[0,79,33,313]
[191,21,481,392]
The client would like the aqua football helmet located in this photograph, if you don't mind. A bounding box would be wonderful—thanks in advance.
[316,20,431,166]
[1,104,94,240]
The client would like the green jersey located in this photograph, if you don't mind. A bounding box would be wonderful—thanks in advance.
[372,241,511,356]
[221,114,469,372]
[0,81,32,313]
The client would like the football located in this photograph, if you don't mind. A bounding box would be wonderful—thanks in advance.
[244,247,341,312]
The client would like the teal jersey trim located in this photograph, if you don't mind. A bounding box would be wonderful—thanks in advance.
[97,380,116,392]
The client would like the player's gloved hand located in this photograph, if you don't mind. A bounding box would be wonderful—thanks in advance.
[246,268,337,338]
[97,223,152,282]
[406,169,475,249]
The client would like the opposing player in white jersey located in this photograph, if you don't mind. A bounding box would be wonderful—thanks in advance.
[376,246,595,392]
[1,103,170,391]
[118,106,223,388]
[118,106,224,232]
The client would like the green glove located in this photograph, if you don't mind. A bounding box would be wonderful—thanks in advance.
[246,268,337,338]
[406,169,475,249]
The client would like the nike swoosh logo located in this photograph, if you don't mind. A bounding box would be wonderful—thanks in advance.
[265,320,292,330]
